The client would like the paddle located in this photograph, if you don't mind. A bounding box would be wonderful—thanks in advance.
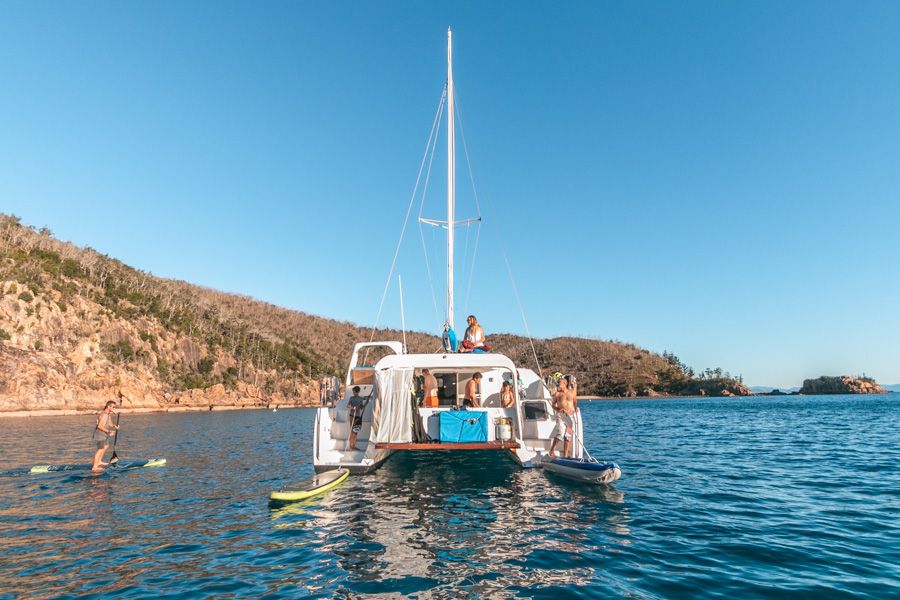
[109,412,121,464]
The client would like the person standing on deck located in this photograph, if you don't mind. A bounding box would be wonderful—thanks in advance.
[464,373,482,408]
[92,401,119,472]
[347,386,369,451]
[549,377,577,457]
[423,369,439,407]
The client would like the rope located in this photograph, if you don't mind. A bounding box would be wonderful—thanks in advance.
[570,410,596,462]
[502,251,543,379]
[368,86,447,349]
[417,87,447,328]
[461,221,471,313]
[454,93,484,319]
[463,223,481,313]
[454,91,541,377]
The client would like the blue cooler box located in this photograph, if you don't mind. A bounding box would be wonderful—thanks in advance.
[439,410,488,443]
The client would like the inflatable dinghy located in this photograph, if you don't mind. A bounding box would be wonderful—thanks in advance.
[543,456,621,484]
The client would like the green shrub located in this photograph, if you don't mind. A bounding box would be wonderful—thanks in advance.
[178,373,206,390]
[0,328,10,341]
[105,340,135,363]
[197,357,215,375]
[61,259,85,279]
[18,291,33,303]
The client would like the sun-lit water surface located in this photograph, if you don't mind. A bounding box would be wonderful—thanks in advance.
[1,394,898,599]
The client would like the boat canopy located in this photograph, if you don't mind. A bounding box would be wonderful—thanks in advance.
[373,351,517,372]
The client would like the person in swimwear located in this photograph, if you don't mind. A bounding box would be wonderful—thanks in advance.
[464,372,482,408]
[549,376,577,458]
[422,369,439,407]
[500,381,515,408]
[92,400,119,472]
[459,315,486,352]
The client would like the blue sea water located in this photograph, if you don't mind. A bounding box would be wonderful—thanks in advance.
[1,394,898,599]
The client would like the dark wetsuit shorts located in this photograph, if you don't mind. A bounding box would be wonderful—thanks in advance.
[93,432,111,449]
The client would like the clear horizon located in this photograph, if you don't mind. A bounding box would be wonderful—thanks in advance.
[2,2,899,388]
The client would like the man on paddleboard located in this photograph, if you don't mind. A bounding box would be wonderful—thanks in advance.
[92,401,119,472]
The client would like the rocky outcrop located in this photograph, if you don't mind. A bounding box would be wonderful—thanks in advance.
[678,378,752,397]
[0,281,318,414]
[800,376,886,395]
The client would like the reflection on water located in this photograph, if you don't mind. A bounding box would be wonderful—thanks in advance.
[266,451,630,597]
[2,396,899,598]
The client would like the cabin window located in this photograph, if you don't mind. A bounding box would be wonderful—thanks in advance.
[522,401,549,420]
[351,367,375,385]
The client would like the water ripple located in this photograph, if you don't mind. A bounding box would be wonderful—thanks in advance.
[1,396,898,598]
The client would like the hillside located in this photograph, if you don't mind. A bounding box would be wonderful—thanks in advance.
[0,214,748,414]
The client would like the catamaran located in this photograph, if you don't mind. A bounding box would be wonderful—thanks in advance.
[313,29,586,475]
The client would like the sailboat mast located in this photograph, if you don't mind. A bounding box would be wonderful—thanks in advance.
[446,27,455,331]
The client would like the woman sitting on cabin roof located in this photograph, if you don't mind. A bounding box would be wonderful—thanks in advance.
[459,314,490,353]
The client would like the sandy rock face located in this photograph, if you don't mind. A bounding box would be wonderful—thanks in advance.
[0,281,318,414]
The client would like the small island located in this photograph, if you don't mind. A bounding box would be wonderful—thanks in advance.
[800,376,886,395]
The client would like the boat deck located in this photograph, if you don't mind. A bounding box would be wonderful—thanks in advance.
[374,441,520,451]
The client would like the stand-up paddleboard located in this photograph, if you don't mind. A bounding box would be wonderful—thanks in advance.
[30,458,167,474]
[543,456,621,484]
[269,469,348,504]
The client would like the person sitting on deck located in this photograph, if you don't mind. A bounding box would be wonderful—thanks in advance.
[422,369,439,408]
[347,386,369,451]
[500,381,515,408]
[459,315,489,352]
[464,372,482,408]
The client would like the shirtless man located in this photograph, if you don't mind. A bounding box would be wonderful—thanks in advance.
[423,369,439,407]
[92,400,119,472]
[549,376,577,457]
[464,372,482,408]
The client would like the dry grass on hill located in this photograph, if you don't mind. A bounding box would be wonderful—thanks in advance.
[0,213,748,402]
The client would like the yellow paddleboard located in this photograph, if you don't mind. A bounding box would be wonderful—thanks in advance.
[269,468,349,503]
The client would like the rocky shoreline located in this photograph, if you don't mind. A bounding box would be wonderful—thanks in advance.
[0,403,314,418]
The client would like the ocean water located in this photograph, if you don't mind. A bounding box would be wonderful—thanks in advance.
[1,394,898,599]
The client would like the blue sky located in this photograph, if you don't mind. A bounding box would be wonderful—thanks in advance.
[2,2,898,388]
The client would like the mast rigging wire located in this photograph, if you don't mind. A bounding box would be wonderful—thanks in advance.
[453,93,484,317]
[417,87,447,328]
[502,251,543,379]
[367,86,447,349]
